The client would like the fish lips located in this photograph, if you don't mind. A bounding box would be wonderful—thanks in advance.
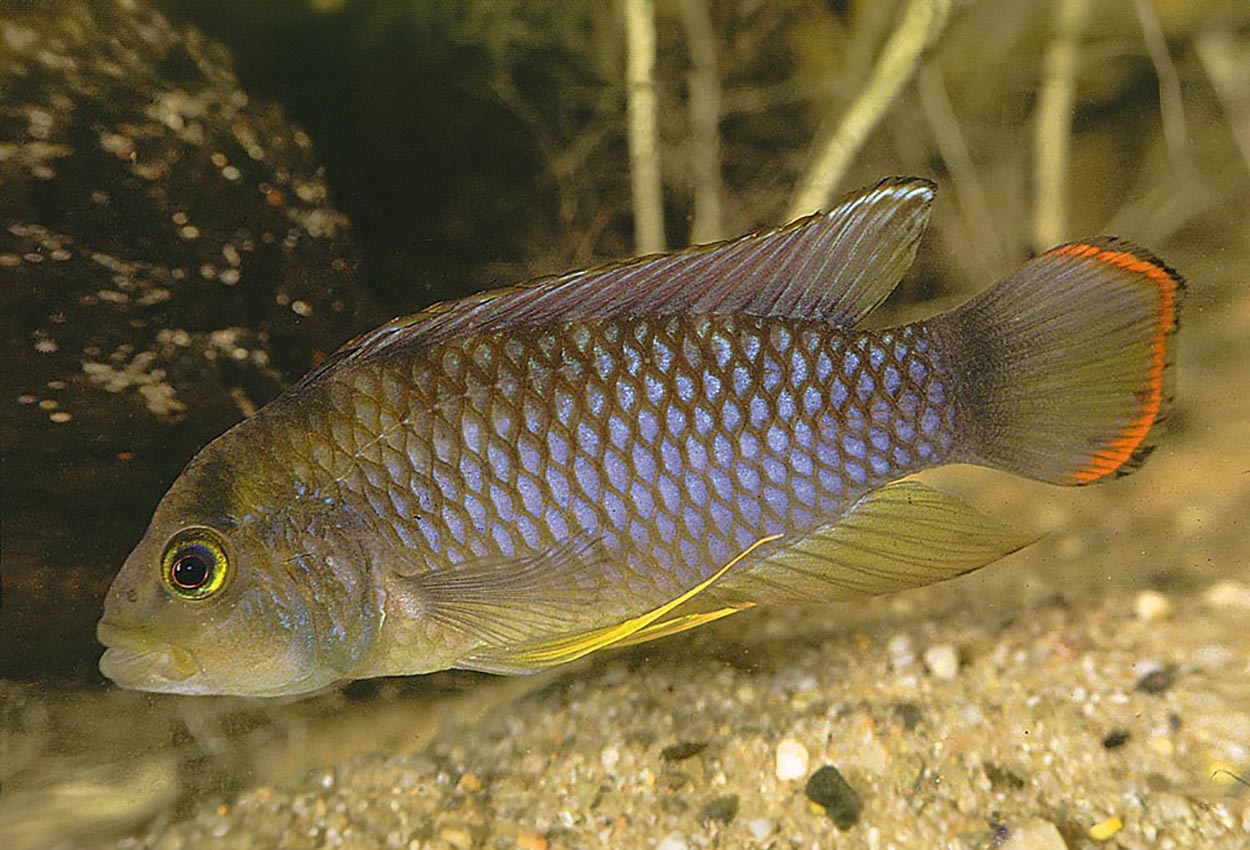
[97,620,201,693]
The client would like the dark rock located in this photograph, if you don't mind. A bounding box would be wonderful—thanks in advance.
[1,0,377,678]
[893,701,924,731]
[1102,729,1131,749]
[982,761,1026,791]
[659,741,708,762]
[1135,666,1177,694]
[804,765,862,830]
[700,794,739,824]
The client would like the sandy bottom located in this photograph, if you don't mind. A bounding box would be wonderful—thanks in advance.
[3,284,1248,850]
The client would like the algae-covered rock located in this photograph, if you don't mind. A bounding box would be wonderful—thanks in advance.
[0,0,375,678]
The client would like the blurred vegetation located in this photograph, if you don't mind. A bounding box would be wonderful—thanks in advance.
[162,0,1250,312]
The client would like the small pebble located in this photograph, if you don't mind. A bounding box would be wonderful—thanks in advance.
[1150,792,1194,820]
[516,831,547,850]
[600,745,620,773]
[983,761,1026,790]
[1088,816,1122,841]
[1101,729,1130,749]
[439,827,472,850]
[660,741,707,762]
[699,794,739,824]
[655,831,688,850]
[886,634,915,669]
[1203,579,1250,610]
[1134,590,1173,621]
[1147,734,1176,757]
[804,765,862,830]
[775,739,809,780]
[745,818,774,841]
[1135,666,1176,694]
[922,643,961,679]
[893,702,923,730]
[1001,817,1069,849]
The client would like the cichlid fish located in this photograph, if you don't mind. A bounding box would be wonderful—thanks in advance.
[97,178,1183,697]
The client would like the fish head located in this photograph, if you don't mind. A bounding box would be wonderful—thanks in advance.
[97,446,380,697]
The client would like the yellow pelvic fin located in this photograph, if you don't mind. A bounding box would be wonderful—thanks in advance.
[459,534,779,674]
[609,604,754,649]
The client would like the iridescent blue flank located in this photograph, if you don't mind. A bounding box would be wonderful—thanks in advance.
[344,313,957,595]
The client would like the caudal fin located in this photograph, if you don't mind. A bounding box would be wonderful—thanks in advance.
[941,237,1183,485]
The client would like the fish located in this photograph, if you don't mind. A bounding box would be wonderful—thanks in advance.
[96,177,1184,697]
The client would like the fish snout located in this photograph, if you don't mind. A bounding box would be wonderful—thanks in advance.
[97,620,199,690]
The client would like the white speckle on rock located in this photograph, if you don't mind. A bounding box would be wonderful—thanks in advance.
[923,643,960,679]
[83,356,186,418]
[774,738,808,781]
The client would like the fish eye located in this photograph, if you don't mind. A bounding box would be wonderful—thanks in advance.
[161,528,231,601]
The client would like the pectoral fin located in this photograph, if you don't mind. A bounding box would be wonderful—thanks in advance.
[394,536,616,648]
[458,535,779,674]
[715,481,1035,605]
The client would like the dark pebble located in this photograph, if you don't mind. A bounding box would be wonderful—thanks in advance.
[700,794,739,824]
[805,765,862,830]
[1135,666,1176,694]
[893,702,923,731]
[660,740,708,761]
[1102,729,1131,749]
[982,762,1026,791]
[957,819,1012,850]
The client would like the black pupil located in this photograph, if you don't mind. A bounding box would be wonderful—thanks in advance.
[171,548,212,589]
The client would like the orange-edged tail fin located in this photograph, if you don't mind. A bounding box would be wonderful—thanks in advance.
[940,237,1184,486]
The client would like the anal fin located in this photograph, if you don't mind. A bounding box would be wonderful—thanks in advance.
[715,481,1035,605]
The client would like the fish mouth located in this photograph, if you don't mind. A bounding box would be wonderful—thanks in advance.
[97,621,200,692]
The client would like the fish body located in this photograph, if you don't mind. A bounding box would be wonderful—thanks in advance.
[97,178,1183,696]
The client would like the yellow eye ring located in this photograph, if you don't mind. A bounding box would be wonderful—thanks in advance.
[161,528,231,601]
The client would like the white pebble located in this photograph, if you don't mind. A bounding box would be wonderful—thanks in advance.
[923,643,961,679]
[1001,817,1069,849]
[1203,580,1250,610]
[600,745,620,773]
[1134,590,1173,621]
[887,633,916,669]
[746,818,774,841]
[655,831,688,850]
[774,738,809,780]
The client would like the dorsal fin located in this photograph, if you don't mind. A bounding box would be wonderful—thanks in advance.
[298,177,934,389]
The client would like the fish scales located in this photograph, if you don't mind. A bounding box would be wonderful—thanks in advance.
[96,178,1184,695]
[271,314,958,599]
